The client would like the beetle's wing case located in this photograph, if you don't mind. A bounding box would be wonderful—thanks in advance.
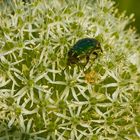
[72,38,98,55]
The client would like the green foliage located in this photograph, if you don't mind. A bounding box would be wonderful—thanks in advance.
[0,0,140,139]
[114,0,140,33]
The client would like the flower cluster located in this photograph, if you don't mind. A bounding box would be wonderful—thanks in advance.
[0,0,140,139]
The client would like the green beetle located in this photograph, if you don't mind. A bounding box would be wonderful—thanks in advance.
[67,38,102,67]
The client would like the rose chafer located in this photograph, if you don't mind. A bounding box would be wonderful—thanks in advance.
[67,38,102,68]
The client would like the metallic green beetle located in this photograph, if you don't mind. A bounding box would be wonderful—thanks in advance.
[67,38,102,67]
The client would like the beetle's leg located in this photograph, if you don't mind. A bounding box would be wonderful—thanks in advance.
[100,47,103,53]
[82,55,90,72]
[85,55,90,67]
[93,52,98,60]
[63,65,68,71]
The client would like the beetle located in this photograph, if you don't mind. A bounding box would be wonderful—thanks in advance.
[66,38,102,68]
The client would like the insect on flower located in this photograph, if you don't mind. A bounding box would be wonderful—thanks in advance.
[66,38,102,69]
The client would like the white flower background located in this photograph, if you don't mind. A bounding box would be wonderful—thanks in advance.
[0,0,140,139]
